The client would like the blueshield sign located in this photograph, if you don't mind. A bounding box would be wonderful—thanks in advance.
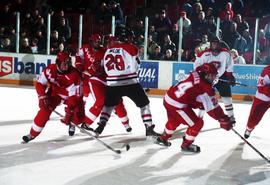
[172,62,194,85]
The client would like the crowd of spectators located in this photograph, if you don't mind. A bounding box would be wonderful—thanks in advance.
[0,0,270,64]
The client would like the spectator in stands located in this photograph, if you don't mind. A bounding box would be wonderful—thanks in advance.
[52,10,70,30]
[138,45,145,60]
[177,11,191,36]
[34,17,47,38]
[192,10,208,40]
[51,42,66,55]
[235,14,249,36]
[242,29,253,52]
[226,22,241,49]
[205,16,216,39]
[219,2,234,20]
[56,18,71,43]
[0,37,13,52]
[31,9,42,30]
[0,4,14,29]
[254,49,264,65]
[205,7,214,20]
[147,35,159,56]
[162,34,176,56]
[231,49,246,64]
[149,45,162,60]
[133,19,145,41]
[196,34,210,52]
[148,25,158,43]
[111,2,124,25]
[220,11,235,45]
[35,30,46,54]
[21,12,33,36]
[153,9,172,44]
[258,29,267,52]
[233,35,247,54]
[191,2,203,25]
[163,49,175,61]
[50,30,60,53]
[30,38,39,53]
[96,2,111,24]
[20,37,32,54]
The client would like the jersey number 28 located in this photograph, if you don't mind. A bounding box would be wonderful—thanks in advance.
[105,54,125,71]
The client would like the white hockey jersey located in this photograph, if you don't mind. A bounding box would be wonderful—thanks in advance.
[103,43,139,86]
[194,48,234,78]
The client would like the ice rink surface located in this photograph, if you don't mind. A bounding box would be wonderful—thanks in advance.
[1,85,270,185]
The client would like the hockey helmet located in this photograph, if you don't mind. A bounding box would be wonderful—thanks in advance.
[210,36,221,55]
[90,34,101,43]
[196,63,218,84]
[56,51,72,73]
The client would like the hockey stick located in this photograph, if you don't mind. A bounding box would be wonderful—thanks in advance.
[53,110,125,154]
[231,128,270,164]
[218,79,257,89]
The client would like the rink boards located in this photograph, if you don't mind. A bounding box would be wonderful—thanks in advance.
[0,52,265,100]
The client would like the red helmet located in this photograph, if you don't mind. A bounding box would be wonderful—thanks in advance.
[56,51,71,73]
[90,34,101,43]
[196,63,218,84]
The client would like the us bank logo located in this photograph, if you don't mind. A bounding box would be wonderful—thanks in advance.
[0,56,52,77]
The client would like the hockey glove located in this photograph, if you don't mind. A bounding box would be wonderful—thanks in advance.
[219,115,234,131]
[61,107,74,125]
[38,95,51,110]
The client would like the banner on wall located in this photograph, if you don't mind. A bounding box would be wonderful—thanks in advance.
[232,65,263,95]
[0,52,56,81]
[139,61,159,88]
[172,62,194,85]
[172,62,264,96]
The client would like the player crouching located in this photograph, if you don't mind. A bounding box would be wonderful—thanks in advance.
[155,63,235,153]
[22,52,85,143]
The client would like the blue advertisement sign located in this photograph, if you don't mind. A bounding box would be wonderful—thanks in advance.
[172,62,194,85]
[172,63,264,96]
[232,65,264,95]
[138,61,159,88]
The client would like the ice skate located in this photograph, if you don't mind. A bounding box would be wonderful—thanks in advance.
[155,136,171,147]
[22,134,34,143]
[244,129,252,139]
[94,122,106,137]
[181,144,201,153]
[124,124,132,132]
[145,125,160,140]
[68,125,75,136]
[81,123,94,132]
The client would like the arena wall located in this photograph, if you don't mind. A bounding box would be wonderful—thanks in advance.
[0,52,264,101]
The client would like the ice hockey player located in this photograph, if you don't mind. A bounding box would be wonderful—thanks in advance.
[155,63,235,153]
[93,29,160,138]
[194,36,236,121]
[22,52,85,143]
[244,65,270,138]
[75,34,131,132]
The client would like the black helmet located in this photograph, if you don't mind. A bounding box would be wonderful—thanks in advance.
[210,36,220,43]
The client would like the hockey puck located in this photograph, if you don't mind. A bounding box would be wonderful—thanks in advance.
[126,144,130,151]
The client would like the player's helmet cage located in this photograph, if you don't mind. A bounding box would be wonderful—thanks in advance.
[196,63,218,84]
[56,51,72,73]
